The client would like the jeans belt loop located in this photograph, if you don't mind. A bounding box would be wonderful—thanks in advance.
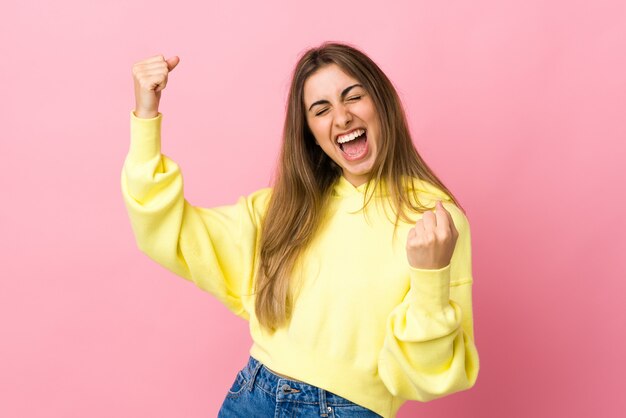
[248,358,263,392]
[319,387,329,417]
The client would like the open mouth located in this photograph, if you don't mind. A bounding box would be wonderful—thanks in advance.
[336,129,368,160]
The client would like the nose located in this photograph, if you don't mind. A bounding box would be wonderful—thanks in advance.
[334,103,352,128]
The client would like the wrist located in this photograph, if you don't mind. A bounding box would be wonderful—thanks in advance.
[133,108,159,119]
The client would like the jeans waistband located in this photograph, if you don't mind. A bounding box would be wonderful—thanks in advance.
[241,356,363,408]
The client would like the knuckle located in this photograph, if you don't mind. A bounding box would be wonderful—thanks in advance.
[132,65,141,76]
[438,230,452,241]
[406,238,421,250]
[139,79,152,89]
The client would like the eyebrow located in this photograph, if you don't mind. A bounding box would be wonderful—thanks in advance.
[307,84,364,112]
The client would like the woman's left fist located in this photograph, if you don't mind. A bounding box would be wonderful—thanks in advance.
[406,200,459,270]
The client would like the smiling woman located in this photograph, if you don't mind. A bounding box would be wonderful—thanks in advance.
[304,67,380,185]
[122,41,479,418]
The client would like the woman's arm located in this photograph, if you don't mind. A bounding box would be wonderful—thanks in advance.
[121,55,271,319]
[121,111,271,318]
[377,203,480,400]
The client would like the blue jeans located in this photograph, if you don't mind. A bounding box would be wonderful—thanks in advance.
[218,356,382,417]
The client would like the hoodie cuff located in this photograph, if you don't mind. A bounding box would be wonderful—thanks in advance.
[128,110,163,163]
[408,263,451,312]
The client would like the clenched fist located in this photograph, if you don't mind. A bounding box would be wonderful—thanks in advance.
[132,55,180,119]
[406,200,459,270]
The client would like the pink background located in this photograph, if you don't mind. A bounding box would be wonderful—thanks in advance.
[2,0,625,417]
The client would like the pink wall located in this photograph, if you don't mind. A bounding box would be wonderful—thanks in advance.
[2,0,625,417]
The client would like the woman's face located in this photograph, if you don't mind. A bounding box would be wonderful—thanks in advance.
[303,64,381,187]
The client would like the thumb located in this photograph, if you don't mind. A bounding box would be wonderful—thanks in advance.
[166,56,180,72]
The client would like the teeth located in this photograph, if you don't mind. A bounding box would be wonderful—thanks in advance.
[337,129,365,144]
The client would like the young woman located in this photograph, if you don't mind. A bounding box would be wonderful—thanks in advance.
[122,42,479,418]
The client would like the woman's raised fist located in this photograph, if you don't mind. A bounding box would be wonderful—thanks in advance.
[132,55,180,118]
[406,201,459,270]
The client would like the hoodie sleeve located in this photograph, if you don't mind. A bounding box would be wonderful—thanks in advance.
[120,111,271,320]
[377,201,480,401]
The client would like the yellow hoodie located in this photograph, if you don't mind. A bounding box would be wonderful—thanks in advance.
[121,111,479,418]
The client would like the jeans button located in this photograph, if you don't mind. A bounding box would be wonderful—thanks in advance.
[281,384,292,392]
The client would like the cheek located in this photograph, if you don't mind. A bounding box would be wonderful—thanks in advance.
[364,105,379,123]
[308,119,330,140]
[353,102,377,125]
[365,110,381,136]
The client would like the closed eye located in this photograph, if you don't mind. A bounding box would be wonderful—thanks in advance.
[315,108,329,116]
[348,95,362,101]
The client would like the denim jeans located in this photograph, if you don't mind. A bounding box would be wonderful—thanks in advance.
[217,356,382,417]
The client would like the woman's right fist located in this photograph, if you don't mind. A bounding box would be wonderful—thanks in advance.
[132,55,180,118]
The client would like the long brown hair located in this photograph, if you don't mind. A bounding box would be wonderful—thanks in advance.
[254,41,464,332]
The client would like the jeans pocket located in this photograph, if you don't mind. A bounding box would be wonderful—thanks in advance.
[226,370,249,398]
